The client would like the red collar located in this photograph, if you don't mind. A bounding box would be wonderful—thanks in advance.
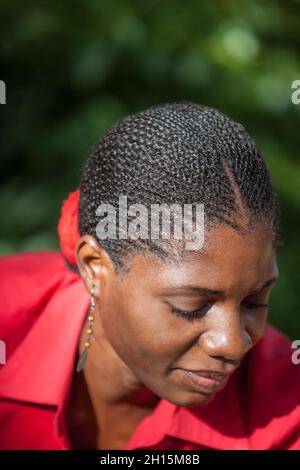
[0,265,90,406]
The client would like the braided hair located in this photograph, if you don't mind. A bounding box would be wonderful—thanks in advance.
[78,102,282,273]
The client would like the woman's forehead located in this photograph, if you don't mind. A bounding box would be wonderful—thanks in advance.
[118,221,278,293]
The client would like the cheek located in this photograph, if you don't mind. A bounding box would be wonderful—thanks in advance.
[247,310,269,346]
[99,295,189,373]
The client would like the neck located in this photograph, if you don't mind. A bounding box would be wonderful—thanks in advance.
[66,316,159,449]
[78,312,158,408]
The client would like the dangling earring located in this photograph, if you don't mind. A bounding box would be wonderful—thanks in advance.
[76,285,95,372]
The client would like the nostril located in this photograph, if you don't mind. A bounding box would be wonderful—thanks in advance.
[213,356,241,368]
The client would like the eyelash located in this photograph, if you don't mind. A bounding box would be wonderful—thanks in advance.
[169,304,210,321]
[169,300,269,321]
[242,300,269,310]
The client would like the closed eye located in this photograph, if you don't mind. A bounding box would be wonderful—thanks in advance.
[168,303,211,321]
[242,299,269,309]
[168,298,269,322]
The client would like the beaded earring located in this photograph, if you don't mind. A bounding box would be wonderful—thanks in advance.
[76,285,95,372]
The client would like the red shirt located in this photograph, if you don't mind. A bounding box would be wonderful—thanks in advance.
[0,251,299,450]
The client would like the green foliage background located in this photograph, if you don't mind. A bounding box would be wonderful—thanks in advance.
[0,0,299,337]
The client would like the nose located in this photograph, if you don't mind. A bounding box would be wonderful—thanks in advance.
[199,306,253,363]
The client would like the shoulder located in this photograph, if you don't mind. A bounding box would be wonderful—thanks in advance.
[249,323,298,380]
[256,322,294,356]
[0,251,76,357]
[241,323,300,449]
[0,250,67,278]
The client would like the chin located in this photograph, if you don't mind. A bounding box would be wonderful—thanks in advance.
[165,389,218,408]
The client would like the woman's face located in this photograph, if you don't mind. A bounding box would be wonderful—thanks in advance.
[79,220,278,407]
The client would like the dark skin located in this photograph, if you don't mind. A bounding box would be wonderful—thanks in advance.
[66,219,279,449]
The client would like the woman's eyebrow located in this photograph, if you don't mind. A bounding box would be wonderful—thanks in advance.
[164,276,279,296]
[250,276,278,294]
[164,286,225,296]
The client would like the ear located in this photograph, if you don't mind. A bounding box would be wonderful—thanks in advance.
[75,235,114,298]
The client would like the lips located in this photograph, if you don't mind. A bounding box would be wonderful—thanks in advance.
[177,368,232,394]
[188,370,228,381]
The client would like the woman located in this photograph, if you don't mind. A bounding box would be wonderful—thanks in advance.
[0,102,299,450]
